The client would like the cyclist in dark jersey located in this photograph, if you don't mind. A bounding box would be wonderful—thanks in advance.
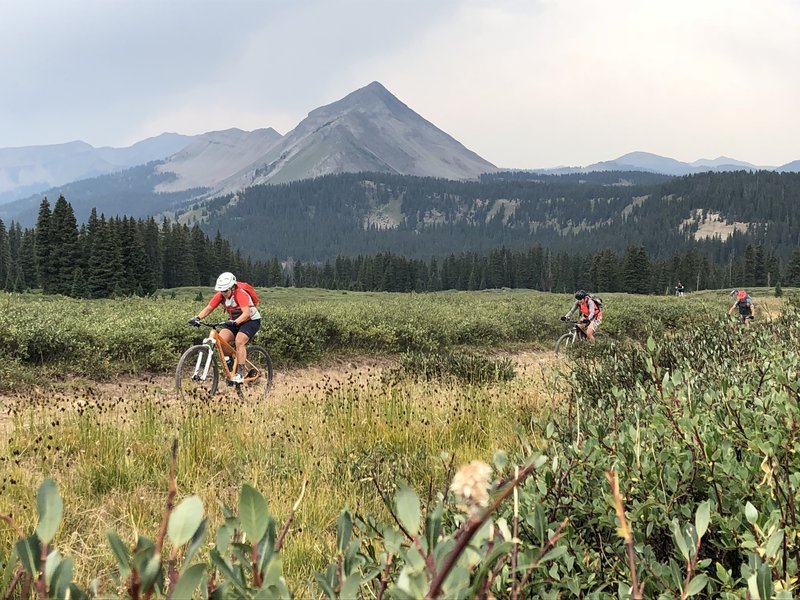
[728,290,755,324]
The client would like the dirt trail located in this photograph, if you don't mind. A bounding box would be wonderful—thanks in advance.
[0,349,555,428]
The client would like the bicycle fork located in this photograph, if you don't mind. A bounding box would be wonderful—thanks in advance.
[192,341,215,381]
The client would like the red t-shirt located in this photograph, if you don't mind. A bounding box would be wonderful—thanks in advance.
[208,288,256,319]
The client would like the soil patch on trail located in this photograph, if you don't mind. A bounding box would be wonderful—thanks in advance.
[0,350,556,433]
[0,355,397,423]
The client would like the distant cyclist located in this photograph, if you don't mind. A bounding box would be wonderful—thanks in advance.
[562,290,602,342]
[675,281,685,297]
[728,289,755,325]
[188,272,261,382]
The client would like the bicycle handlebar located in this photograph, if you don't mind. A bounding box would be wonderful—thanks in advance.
[197,321,228,328]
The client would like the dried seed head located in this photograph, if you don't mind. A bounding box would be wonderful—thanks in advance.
[450,460,493,517]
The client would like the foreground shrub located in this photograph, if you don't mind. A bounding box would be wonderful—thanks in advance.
[538,300,800,597]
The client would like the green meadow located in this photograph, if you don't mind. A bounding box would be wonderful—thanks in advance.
[1,287,796,597]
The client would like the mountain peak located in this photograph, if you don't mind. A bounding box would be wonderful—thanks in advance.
[306,80,408,122]
[215,82,496,191]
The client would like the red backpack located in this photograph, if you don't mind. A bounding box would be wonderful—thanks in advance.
[236,282,260,306]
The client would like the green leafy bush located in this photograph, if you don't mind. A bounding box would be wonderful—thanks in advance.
[395,350,516,384]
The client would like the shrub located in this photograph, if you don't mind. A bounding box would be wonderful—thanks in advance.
[395,350,517,384]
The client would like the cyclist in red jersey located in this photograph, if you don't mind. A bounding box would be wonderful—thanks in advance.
[188,272,261,382]
[561,290,602,342]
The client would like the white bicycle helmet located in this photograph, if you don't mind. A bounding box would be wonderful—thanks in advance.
[214,271,237,291]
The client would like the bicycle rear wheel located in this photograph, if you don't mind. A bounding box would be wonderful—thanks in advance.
[555,332,576,355]
[176,345,219,399]
[236,344,273,401]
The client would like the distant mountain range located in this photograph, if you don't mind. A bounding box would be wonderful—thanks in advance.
[531,151,800,177]
[0,133,194,205]
[1,81,799,228]
[0,82,498,222]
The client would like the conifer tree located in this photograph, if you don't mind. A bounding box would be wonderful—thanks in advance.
[551,252,574,294]
[623,246,652,294]
[70,267,87,298]
[17,229,37,290]
[115,217,155,294]
[784,250,800,286]
[161,221,200,288]
[743,245,757,287]
[140,217,164,289]
[191,225,212,286]
[427,257,440,291]
[268,258,283,287]
[0,219,11,291]
[49,196,80,295]
[589,249,620,292]
[87,213,123,298]
[35,198,54,292]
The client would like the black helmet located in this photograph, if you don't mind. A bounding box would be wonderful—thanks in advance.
[575,290,587,300]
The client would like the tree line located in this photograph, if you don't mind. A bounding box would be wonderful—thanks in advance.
[1,195,797,298]
[192,170,800,268]
[290,243,792,294]
[0,196,281,298]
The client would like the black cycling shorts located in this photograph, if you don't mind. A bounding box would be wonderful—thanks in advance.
[224,319,261,340]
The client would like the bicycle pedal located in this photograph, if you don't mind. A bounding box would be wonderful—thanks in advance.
[247,369,258,378]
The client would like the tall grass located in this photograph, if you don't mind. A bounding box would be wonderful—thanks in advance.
[0,354,554,592]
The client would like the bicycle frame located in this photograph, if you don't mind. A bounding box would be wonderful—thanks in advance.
[572,324,588,341]
[566,320,589,340]
[555,319,589,354]
[193,326,258,383]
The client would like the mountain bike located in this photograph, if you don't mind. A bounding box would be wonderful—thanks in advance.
[176,321,273,400]
[554,319,589,354]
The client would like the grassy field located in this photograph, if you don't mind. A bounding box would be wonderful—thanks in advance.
[0,286,793,595]
[1,352,553,592]
[1,285,781,385]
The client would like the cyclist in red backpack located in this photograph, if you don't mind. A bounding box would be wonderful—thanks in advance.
[561,290,602,342]
[188,272,261,382]
[728,289,756,325]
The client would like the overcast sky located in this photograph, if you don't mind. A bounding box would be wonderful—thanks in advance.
[1,0,798,168]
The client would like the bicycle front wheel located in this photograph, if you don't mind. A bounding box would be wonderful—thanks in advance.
[555,332,575,355]
[236,344,273,401]
[176,345,219,399]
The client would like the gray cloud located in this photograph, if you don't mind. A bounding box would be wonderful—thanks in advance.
[1,0,798,167]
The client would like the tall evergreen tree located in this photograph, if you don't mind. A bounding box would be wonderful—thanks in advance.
[0,219,11,291]
[268,258,283,287]
[49,196,80,295]
[588,249,620,292]
[35,198,54,292]
[166,224,200,287]
[623,246,652,294]
[140,217,164,289]
[17,229,37,290]
[190,225,213,286]
[87,213,123,298]
[784,250,800,286]
[743,245,757,287]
